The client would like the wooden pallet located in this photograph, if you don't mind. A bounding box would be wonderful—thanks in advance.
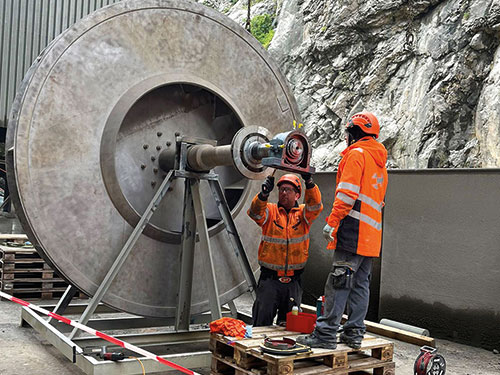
[0,234,29,242]
[0,244,86,300]
[210,326,395,375]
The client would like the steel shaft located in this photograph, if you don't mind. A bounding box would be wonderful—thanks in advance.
[187,144,233,171]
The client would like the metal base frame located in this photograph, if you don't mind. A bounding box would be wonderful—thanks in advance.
[21,304,212,375]
[20,297,253,374]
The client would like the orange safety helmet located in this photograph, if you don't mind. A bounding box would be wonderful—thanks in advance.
[347,111,380,138]
[277,174,302,197]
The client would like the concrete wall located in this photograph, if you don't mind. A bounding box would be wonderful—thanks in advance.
[379,169,500,350]
[305,170,500,350]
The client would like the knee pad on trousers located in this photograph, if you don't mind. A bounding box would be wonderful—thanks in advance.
[331,266,354,289]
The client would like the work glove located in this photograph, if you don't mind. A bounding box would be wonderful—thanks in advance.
[261,176,275,197]
[323,223,335,242]
[301,172,314,189]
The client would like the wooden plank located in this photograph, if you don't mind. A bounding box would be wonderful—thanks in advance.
[251,326,287,334]
[208,335,234,358]
[211,355,256,375]
[343,357,394,372]
[0,246,36,253]
[233,331,300,351]
[324,351,348,369]
[373,361,395,375]
[211,356,236,374]
[233,333,376,355]
[0,285,68,293]
[211,327,293,349]
[1,249,37,256]
[249,337,380,360]
[267,358,294,375]
[1,267,51,273]
[372,344,394,361]
[301,303,435,347]
[0,234,28,241]
[292,361,337,375]
[234,348,267,369]
[2,277,63,283]
[360,320,435,347]
[1,258,44,264]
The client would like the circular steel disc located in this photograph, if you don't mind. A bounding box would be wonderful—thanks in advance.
[6,0,299,317]
[231,126,273,180]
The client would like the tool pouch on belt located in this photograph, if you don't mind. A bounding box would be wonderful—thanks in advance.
[331,266,354,289]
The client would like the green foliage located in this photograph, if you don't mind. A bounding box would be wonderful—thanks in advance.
[250,14,275,49]
[463,11,470,20]
[202,0,215,9]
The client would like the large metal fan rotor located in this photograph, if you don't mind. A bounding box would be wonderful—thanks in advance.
[6,0,299,317]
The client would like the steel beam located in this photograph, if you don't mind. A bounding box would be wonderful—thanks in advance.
[47,285,79,325]
[175,178,197,330]
[191,179,222,321]
[209,178,257,299]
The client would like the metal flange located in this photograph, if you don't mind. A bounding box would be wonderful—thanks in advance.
[231,126,274,180]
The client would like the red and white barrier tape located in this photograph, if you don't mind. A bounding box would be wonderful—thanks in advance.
[0,291,200,375]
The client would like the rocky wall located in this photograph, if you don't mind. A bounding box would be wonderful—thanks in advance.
[212,0,500,169]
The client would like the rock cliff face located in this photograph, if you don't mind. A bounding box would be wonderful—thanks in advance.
[210,0,500,169]
[268,0,500,169]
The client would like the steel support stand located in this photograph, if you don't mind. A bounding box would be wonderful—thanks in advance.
[191,179,222,321]
[227,300,238,318]
[69,169,175,339]
[175,178,197,330]
[208,179,257,299]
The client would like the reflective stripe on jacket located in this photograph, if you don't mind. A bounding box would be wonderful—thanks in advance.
[247,185,323,276]
[326,137,388,257]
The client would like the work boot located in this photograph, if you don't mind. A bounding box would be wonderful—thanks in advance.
[296,332,337,349]
[339,332,363,349]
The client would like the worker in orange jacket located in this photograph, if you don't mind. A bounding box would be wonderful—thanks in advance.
[298,111,388,349]
[247,173,323,326]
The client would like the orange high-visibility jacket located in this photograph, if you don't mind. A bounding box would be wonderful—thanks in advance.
[248,185,323,276]
[326,137,388,257]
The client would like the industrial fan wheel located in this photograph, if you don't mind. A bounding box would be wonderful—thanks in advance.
[6,0,300,318]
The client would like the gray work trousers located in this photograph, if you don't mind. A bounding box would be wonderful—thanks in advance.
[252,276,302,327]
[314,249,373,341]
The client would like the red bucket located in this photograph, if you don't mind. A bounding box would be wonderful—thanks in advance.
[286,312,317,333]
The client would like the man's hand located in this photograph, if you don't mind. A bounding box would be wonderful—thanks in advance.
[301,173,314,188]
[323,224,335,242]
[261,176,275,197]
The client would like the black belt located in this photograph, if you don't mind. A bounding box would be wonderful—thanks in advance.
[260,268,303,284]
